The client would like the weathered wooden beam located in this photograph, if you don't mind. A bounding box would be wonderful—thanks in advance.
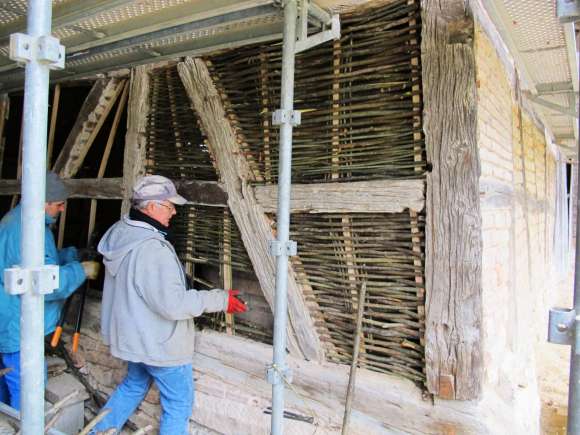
[422,0,482,400]
[52,78,125,178]
[0,178,124,199]
[47,84,61,168]
[0,94,9,179]
[178,57,323,361]
[0,178,229,207]
[122,65,152,214]
[254,180,425,213]
[176,180,228,207]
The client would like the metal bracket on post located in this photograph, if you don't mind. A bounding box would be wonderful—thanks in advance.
[9,33,65,69]
[4,265,59,296]
[272,109,301,126]
[295,1,340,55]
[269,240,298,257]
[266,364,293,385]
[548,306,580,356]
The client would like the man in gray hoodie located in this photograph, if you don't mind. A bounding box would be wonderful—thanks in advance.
[94,175,247,434]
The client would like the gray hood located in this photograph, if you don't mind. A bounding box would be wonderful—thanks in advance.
[97,215,166,277]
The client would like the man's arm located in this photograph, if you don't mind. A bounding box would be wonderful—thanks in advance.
[57,246,78,264]
[44,232,86,301]
[134,240,228,321]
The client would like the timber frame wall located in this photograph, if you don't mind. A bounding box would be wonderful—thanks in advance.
[163,0,426,384]
[0,0,489,402]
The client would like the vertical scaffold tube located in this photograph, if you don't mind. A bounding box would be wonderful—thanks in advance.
[271,1,298,434]
[19,0,52,433]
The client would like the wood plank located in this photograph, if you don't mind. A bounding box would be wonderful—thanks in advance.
[0,178,124,199]
[0,176,424,214]
[192,329,505,434]
[0,94,9,179]
[175,180,228,206]
[122,65,152,214]
[47,84,61,168]
[88,80,129,244]
[178,57,323,361]
[53,78,125,178]
[422,0,482,400]
[222,210,234,334]
[10,116,23,209]
[254,179,424,213]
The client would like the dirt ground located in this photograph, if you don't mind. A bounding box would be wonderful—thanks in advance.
[538,272,573,435]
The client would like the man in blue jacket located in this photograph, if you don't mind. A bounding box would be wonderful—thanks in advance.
[0,171,97,410]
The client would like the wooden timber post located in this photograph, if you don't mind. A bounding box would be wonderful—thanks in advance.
[178,57,323,361]
[422,0,482,400]
[122,65,153,214]
[0,94,9,179]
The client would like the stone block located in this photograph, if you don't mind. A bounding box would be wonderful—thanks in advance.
[45,373,89,435]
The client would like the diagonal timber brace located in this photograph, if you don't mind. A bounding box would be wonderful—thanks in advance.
[52,77,125,178]
[177,57,324,362]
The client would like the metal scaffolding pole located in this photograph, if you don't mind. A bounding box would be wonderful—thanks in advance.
[4,1,63,433]
[19,1,52,431]
[269,1,298,434]
[567,72,580,434]
[549,56,580,435]
[267,2,339,434]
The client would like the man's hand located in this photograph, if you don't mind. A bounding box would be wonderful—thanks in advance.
[226,290,247,314]
[81,261,100,280]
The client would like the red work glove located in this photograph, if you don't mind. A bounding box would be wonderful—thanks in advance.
[226,289,247,314]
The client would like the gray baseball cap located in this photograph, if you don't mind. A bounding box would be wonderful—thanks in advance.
[132,175,186,205]
[45,171,70,202]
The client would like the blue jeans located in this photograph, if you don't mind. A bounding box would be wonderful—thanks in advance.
[0,351,48,411]
[95,362,194,435]
[0,352,21,410]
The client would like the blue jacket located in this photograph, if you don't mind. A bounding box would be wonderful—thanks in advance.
[0,204,86,353]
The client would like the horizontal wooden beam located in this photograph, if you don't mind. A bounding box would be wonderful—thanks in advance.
[0,178,124,199]
[254,179,425,214]
[0,176,425,213]
[0,178,228,206]
[176,180,228,207]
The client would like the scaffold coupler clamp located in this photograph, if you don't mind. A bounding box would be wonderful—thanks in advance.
[267,363,293,386]
[269,240,298,257]
[272,109,301,127]
[4,265,59,295]
[548,307,580,354]
[9,32,65,70]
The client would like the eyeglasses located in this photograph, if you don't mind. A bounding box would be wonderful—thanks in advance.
[155,202,175,212]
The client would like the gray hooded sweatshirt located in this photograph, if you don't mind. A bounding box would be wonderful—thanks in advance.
[97,215,228,366]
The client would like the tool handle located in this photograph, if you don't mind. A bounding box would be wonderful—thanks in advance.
[72,332,80,353]
[50,326,63,348]
[72,285,88,353]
